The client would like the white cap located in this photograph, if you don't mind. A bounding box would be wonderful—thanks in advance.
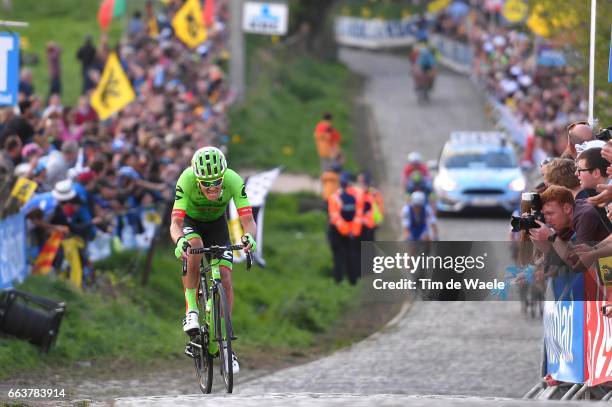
[407,152,422,163]
[576,140,606,154]
[411,191,426,206]
[518,75,532,88]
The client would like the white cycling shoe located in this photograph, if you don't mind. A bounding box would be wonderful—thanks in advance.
[223,348,240,374]
[182,311,200,334]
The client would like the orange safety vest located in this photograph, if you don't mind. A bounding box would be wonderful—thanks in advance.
[359,186,385,229]
[328,186,364,237]
[362,189,375,229]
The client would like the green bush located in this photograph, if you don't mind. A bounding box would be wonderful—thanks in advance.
[229,51,355,176]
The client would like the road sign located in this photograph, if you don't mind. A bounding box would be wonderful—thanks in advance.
[0,32,19,106]
[242,1,288,36]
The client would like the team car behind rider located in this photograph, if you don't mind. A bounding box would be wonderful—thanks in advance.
[170,146,257,374]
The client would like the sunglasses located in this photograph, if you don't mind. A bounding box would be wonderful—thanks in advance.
[199,178,223,188]
[540,157,553,167]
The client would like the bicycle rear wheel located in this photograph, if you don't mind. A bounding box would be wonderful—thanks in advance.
[193,331,213,394]
[214,283,233,393]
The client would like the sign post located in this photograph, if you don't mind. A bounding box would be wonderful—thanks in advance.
[587,0,597,125]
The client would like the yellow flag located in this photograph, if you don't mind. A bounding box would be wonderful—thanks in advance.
[172,0,207,49]
[527,4,550,38]
[148,15,159,37]
[10,177,37,204]
[427,0,451,14]
[502,0,528,24]
[62,237,85,290]
[90,52,136,121]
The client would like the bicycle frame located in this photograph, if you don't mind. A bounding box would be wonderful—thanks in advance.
[200,259,225,355]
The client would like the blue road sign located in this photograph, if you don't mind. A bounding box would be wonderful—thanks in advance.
[0,32,20,106]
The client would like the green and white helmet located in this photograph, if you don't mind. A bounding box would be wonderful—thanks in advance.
[191,146,227,181]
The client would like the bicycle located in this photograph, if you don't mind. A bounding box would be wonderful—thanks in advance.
[182,243,252,394]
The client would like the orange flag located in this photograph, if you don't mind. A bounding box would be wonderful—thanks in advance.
[33,231,64,275]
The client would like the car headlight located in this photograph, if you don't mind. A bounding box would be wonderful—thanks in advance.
[509,177,526,192]
[436,174,457,192]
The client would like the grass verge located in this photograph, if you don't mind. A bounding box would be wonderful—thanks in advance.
[0,192,357,380]
[228,43,358,176]
[5,0,146,105]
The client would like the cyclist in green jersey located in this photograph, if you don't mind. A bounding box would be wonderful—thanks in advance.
[170,146,256,374]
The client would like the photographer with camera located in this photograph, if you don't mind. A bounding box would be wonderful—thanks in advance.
[528,185,608,272]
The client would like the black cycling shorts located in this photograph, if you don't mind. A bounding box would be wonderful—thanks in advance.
[182,215,233,265]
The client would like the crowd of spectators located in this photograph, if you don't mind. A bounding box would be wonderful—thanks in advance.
[432,1,612,318]
[434,0,591,165]
[0,0,233,283]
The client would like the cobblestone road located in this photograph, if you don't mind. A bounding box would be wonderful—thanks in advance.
[237,47,543,398]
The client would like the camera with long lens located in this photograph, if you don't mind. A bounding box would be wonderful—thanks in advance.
[510,192,545,232]
[595,127,612,142]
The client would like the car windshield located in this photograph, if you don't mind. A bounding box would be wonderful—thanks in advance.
[443,150,516,169]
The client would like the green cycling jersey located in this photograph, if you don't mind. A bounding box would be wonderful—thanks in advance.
[172,167,252,222]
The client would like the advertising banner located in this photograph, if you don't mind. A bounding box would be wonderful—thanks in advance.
[543,298,585,383]
[585,300,612,386]
[584,268,612,386]
[335,17,418,48]
[0,213,27,289]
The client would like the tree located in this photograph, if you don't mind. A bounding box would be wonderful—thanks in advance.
[528,0,611,125]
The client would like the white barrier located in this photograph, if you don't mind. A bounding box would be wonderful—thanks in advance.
[335,16,418,48]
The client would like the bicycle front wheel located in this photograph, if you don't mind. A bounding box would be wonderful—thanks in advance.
[214,283,233,393]
[195,273,213,394]
[193,331,213,394]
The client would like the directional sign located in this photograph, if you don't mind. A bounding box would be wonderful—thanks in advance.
[0,32,19,106]
[242,2,288,36]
